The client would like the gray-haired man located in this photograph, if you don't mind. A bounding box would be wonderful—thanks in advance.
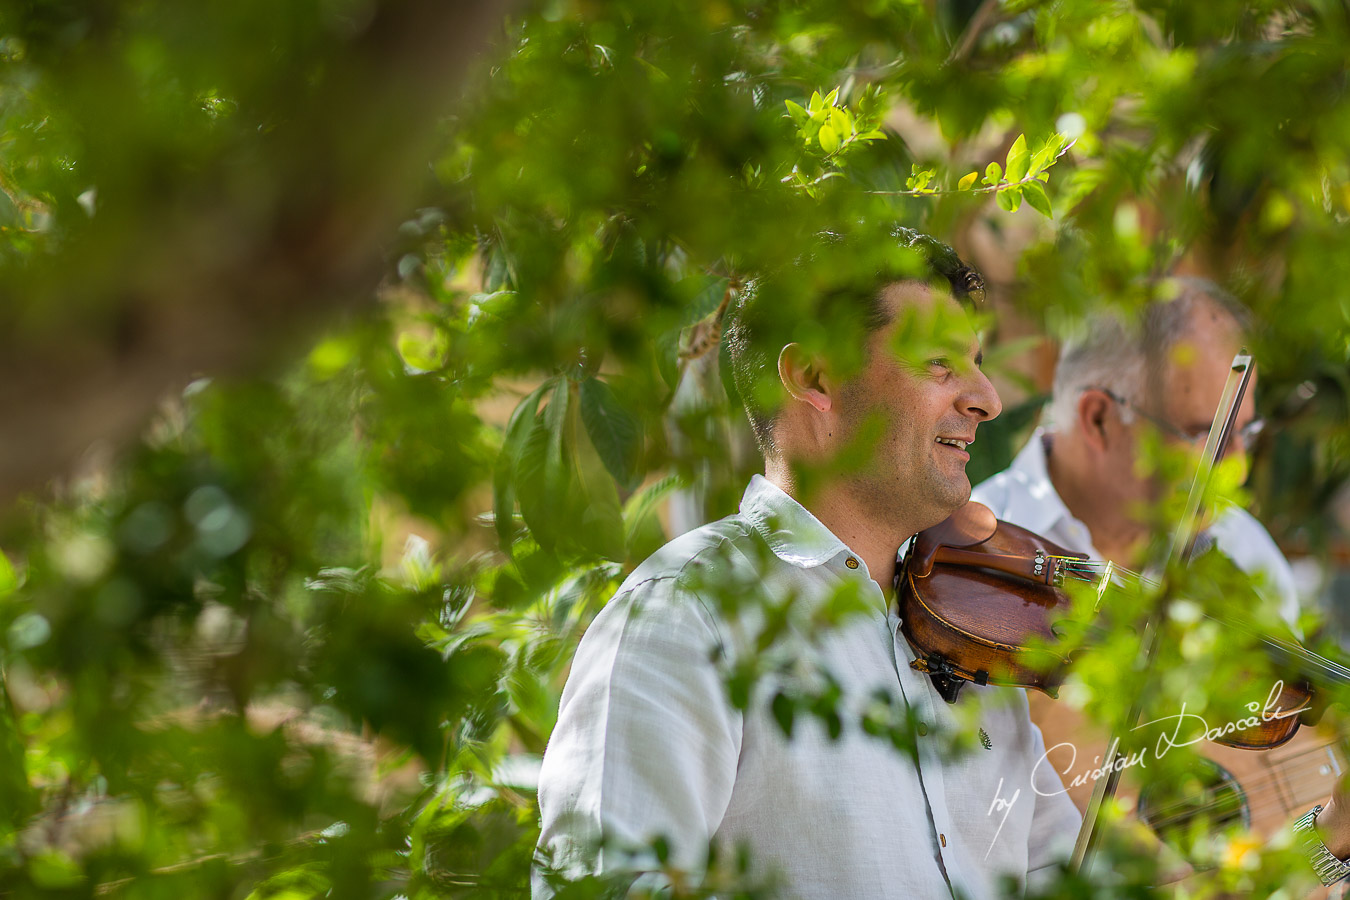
[972,279,1299,628]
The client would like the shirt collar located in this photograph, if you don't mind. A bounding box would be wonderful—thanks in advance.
[739,474,851,568]
[1002,428,1080,538]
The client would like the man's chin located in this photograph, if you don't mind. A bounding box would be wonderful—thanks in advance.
[939,478,974,515]
[911,479,973,534]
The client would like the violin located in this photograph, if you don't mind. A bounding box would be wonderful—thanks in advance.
[894,497,1331,751]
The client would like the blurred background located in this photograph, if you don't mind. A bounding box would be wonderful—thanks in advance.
[0,0,1348,896]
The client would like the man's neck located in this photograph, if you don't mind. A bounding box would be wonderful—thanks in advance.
[1043,434,1146,567]
[763,462,909,593]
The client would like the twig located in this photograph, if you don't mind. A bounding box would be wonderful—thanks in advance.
[861,138,1077,197]
[862,172,1045,197]
[93,829,328,895]
[677,281,737,361]
[947,0,1004,65]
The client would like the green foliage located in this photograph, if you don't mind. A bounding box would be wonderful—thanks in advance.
[0,0,1349,897]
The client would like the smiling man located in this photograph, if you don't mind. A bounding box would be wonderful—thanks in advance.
[533,228,1081,898]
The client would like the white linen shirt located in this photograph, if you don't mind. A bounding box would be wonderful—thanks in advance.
[971,429,1302,630]
[535,475,1081,899]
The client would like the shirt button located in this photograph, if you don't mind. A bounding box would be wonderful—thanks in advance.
[845,557,859,569]
[940,833,947,847]
[917,722,929,736]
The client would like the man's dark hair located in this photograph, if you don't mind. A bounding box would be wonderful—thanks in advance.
[722,226,985,456]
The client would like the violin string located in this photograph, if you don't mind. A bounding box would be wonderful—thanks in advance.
[1044,557,1350,684]
[1036,553,1350,829]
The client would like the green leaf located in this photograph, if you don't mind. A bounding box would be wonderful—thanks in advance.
[622,473,682,558]
[995,185,1023,212]
[0,551,15,597]
[1022,181,1053,218]
[28,851,84,889]
[515,409,558,549]
[655,328,680,390]
[957,171,979,190]
[1005,133,1029,183]
[983,161,1003,186]
[579,378,642,492]
[771,691,795,737]
[784,99,808,125]
[0,684,35,827]
[396,327,447,373]
[828,107,850,138]
[512,380,574,552]
[482,240,516,292]
[571,396,626,561]
[543,379,572,518]
[818,125,841,154]
[493,381,551,549]
[1031,132,1067,173]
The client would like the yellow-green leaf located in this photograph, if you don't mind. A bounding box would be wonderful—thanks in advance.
[983,161,1003,186]
[0,551,15,597]
[818,125,841,154]
[957,171,979,191]
[1005,133,1029,183]
[828,107,849,137]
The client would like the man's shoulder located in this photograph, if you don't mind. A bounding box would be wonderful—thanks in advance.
[615,511,765,599]
[577,512,768,661]
[1211,503,1292,574]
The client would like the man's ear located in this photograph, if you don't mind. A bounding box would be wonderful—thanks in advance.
[1077,389,1113,453]
[778,343,833,413]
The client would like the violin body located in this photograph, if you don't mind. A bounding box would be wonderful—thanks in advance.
[899,499,1086,702]
[898,499,1317,755]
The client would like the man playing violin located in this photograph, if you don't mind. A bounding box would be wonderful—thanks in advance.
[971,282,1350,887]
[534,229,1083,898]
[972,280,1300,629]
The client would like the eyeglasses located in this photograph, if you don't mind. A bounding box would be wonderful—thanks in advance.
[1093,388,1266,448]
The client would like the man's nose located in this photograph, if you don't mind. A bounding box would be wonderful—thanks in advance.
[963,370,1002,422]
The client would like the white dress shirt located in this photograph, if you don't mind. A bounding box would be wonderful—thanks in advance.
[971,429,1302,630]
[535,475,1081,899]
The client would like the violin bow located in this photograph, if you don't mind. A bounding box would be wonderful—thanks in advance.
[1070,350,1255,875]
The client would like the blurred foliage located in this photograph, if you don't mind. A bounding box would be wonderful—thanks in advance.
[1,0,1349,897]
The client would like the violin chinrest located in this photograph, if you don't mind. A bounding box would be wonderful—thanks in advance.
[908,500,999,578]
